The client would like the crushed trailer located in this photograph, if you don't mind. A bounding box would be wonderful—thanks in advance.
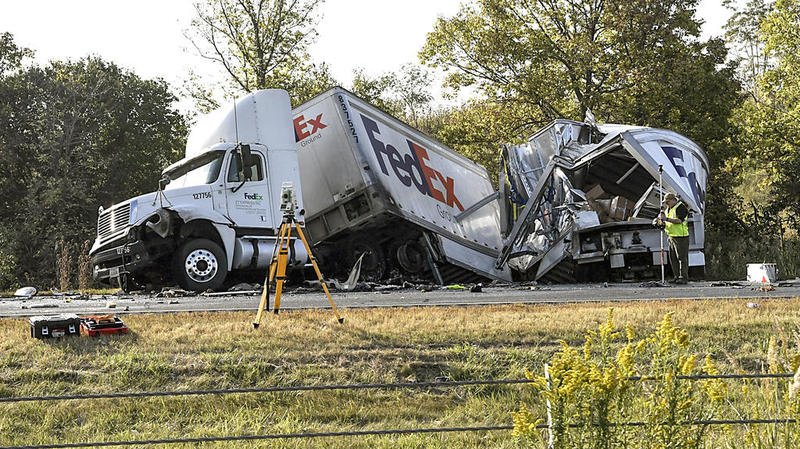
[497,120,708,282]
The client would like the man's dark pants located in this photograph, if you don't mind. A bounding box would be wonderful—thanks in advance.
[668,235,689,280]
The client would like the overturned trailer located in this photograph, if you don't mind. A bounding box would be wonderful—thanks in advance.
[497,120,708,282]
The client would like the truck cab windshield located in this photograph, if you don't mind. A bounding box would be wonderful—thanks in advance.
[163,151,225,190]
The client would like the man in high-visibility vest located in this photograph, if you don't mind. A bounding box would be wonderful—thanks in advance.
[658,193,689,284]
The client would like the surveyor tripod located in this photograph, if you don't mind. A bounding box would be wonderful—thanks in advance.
[252,213,344,328]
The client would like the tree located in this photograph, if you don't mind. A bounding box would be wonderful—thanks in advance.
[0,32,33,287]
[350,64,435,130]
[420,0,740,148]
[727,0,800,227]
[185,0,336,109]
[0,49,187,288]
[0,31,32,75]
[723,0,774,96]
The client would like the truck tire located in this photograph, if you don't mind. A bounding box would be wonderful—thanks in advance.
[347,239,385,281]
[395,241,426,274]
[173,238,227,292]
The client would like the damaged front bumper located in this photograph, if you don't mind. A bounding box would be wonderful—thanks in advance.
[90,239,152,283]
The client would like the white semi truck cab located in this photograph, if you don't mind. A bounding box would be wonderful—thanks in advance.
[90,90,308,291]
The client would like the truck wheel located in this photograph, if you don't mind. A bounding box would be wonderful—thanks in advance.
[396,241,426,274]
[347,239,385,282]
[173,238,227,292]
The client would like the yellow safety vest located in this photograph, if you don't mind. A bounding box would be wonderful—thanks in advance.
[665,201,689,237]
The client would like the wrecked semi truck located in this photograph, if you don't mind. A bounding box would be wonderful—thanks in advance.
[89,87,511,291]
[497,119,708,282]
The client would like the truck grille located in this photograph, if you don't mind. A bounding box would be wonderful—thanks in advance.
[97,204,131,239]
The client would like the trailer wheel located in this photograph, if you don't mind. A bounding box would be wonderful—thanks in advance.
[347,239,385,281]
[173,238,227,292]
[396,241,426,274]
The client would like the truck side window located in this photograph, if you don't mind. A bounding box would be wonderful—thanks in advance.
[228,153,265,182]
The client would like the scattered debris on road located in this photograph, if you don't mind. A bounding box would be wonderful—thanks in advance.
[639,281,669,288]
[14,286,37,298]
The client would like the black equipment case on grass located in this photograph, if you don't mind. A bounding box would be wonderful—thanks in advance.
[29,314,81,339]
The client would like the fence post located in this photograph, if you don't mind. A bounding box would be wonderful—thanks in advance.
[545,363,554,449]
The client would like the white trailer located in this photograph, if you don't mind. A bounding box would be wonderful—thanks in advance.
[293,88,511,283]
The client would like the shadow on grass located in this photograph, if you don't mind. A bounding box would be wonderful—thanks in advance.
[37,331,140,353]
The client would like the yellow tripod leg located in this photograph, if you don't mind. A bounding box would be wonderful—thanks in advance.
[272,224,290,315]
[253,223,288,328]
[294,224,344,324]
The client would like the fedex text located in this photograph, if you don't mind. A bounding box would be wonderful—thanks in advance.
[361,115,464,211]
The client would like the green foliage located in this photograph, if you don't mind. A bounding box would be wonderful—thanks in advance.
[515,312,725,448]
[723,0,773,93]
[0,31,32,75]
[186,0,336,109]
[0,35,187,289]
[723,0,800,236]
[350,64,434,130]
[425,99,539,180]
[421,0,740,131]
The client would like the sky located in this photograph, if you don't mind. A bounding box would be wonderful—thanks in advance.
[0,0,733,109]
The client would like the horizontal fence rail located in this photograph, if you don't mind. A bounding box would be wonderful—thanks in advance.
[4,419,800,449]
[0,373,794,404]
[0,378,532,403]
[0,426,515,449]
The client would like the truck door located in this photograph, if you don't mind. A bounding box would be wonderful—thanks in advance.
[224,147,274,230]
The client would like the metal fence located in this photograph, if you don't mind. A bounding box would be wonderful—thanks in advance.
[0,373,797,449]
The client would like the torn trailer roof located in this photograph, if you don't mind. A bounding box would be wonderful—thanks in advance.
[497,119,708,283]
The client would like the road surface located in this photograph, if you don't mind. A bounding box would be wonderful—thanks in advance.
[1,281,799,318]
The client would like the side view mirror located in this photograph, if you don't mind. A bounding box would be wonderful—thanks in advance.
[238,144,253,181]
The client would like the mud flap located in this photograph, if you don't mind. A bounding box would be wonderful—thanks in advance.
[437,236,513,282]
[535,239,569,280]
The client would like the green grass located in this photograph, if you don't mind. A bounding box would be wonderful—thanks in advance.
[1,299,800,448]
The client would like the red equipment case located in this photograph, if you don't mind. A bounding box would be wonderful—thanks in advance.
[80,315,129,336]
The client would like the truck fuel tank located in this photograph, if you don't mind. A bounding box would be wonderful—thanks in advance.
[232,236,309,270]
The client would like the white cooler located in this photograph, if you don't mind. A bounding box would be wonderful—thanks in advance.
[747,263,778,284]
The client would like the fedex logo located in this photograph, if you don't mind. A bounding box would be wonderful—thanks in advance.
[294,113,327,142]
[361,115,464,211]
[662,146,705,210]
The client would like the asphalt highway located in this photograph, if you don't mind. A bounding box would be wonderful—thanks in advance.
[2,280,799,318]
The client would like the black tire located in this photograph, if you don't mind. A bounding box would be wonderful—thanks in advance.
[347,238,386,282]
[395,240,426,274]
[172,238,227,292]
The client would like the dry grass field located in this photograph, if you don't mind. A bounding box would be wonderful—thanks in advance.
[1,298,799,448]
